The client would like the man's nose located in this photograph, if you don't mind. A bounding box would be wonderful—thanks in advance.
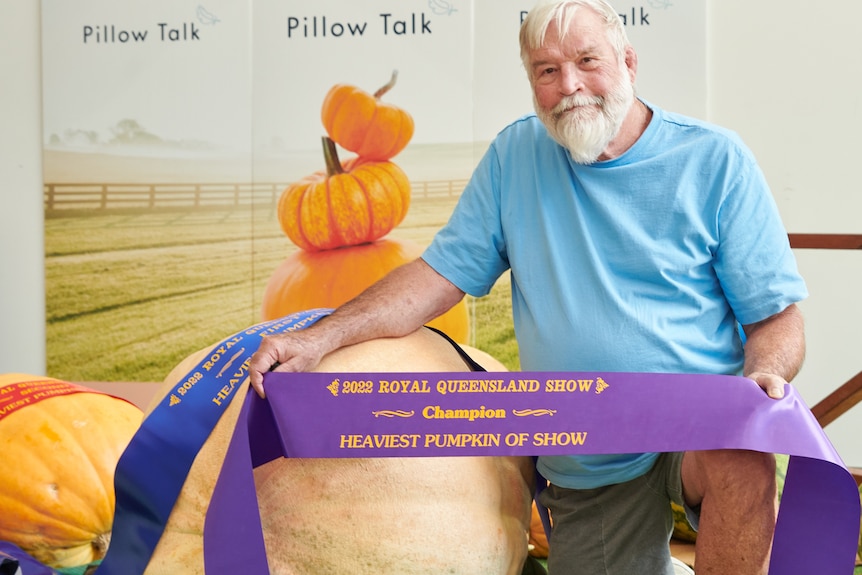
[558,65,583,95]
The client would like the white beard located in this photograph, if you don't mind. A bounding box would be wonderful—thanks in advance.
[535,75,635,165]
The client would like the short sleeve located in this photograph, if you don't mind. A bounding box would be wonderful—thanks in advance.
[421,145,510,297]
[713,148,808,324]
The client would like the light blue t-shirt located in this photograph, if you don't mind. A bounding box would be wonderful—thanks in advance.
[422,102,808,489]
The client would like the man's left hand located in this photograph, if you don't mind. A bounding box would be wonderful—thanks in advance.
[746,371,787,399]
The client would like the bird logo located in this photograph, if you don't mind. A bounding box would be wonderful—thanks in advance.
[196,5,220,25]
[429,0,457,16]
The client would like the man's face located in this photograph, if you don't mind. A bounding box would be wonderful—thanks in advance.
[528,8,636,164]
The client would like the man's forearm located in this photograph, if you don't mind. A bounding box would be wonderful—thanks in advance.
[249,258,465,394]
[742,303,806,383]
[309,257,466,353]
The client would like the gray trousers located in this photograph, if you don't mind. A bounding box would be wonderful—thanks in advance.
[537,452,697,575]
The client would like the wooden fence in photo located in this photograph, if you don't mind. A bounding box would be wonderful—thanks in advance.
[43,179,470,214]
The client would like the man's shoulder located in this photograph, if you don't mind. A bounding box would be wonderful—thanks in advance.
[491,113,557,150]
[495,111,539,130]
[642,103,758,168]
[651,103,746,147]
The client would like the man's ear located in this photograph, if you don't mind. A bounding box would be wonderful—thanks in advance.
[625,46,638,83]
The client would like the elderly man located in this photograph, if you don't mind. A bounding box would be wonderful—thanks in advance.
[251,1,807,573]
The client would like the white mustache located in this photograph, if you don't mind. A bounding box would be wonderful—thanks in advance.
[552,95,605,117]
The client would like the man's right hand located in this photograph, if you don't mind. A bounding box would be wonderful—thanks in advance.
[248,331,328,399]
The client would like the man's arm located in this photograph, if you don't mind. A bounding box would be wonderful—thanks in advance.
[741,303,806,399]
[248,258,465,397]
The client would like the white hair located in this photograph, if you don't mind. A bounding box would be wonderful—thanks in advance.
[519,0,630,78]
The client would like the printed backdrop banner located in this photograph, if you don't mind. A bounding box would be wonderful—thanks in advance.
[204,371,861,574]
[42,1,706,158]
[40,0,707,384]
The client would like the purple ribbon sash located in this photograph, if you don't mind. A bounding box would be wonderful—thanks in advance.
[205,371,861,574]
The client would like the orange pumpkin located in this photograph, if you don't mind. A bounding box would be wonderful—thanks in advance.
[321,70,415,161]
[0,374,143,568]
[261,237,470,343]
[528,501,550,558]
[278,137,411,252]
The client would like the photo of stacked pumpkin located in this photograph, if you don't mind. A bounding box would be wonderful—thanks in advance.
[262,71,469,343]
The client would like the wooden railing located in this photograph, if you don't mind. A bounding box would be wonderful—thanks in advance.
[811,371,862,429]
[43,179,470,213]
[789,234,862,476]
[789,234,862,250]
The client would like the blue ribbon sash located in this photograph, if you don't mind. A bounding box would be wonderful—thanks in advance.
[205,370,861,575]
[97,309,331,575]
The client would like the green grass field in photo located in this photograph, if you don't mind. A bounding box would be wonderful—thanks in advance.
[45,196,519,383]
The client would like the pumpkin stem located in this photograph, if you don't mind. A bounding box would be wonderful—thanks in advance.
[322,136,345,177]
[373,70,399,100]
[93,531,111,560]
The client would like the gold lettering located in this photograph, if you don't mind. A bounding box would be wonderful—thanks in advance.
[422,405,507,421]
[531,431,588,447]
[0,397,31,416]
[211,385,232,406]
[544,379,594,392]
[378,379,430,393]
[434,378,536,395]
[339,434,421,449]
[410,380,429,393]
[423,433,502,448]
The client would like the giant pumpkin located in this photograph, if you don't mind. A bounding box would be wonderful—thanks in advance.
[321,70,415,161]
[277,137,411,252]
[261,236,470,343]
[143,327,534,574]
[0,374,143,568]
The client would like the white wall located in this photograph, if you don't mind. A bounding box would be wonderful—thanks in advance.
[708,1,862,465]
[2,1,860,464]
[0,0,45,375]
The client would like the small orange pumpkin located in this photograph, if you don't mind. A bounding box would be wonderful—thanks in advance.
[0,374,143,568]
[321,70,415,161]
[277,137,411,252]
[528,501,550,558]
[261,237,470,343]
